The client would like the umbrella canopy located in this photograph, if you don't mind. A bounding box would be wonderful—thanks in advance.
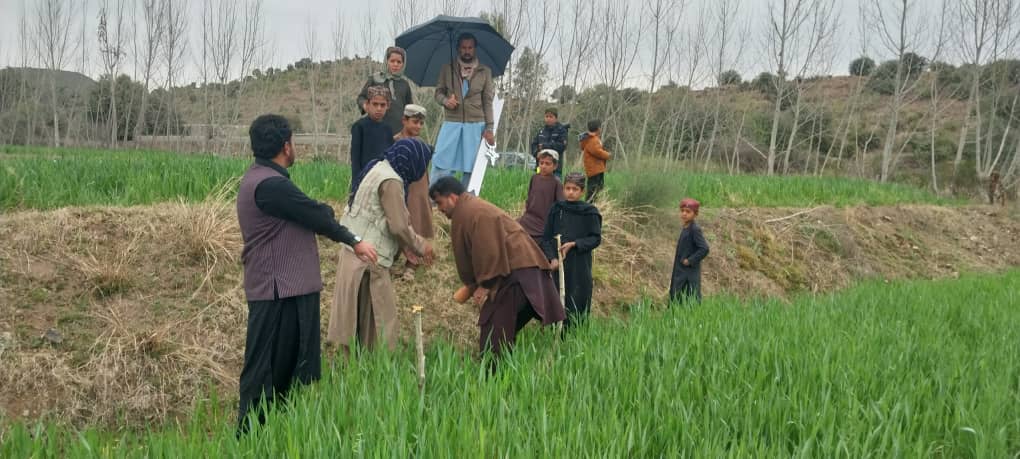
[395,15,514,87]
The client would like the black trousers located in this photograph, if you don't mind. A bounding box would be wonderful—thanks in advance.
[586,173,605,202]
[237,292,321,434]
[669,277,702,306]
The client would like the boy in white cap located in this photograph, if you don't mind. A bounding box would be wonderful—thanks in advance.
[392,103,434,280]
[517,149,565,246]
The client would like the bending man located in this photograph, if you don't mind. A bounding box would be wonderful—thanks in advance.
[328,138,435,354]
[429,176,564,362]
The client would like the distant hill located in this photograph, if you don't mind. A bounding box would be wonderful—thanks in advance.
[0,67,97,95]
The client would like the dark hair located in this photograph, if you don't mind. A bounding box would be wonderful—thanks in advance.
[429,176,466,199]
[249,114,292,159]
[587,120,601,132]
[564,172,586,189]
[457,33,477,47]
[544,107,558,117]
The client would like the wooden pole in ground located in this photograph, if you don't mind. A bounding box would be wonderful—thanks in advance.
[556,234,566,326]
[413,304,425,391]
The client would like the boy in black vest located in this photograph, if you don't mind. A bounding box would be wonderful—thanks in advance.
[669,198,709,305]
[236,114,378,435]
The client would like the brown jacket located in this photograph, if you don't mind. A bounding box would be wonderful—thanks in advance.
[434,61,495,130]
[449,194,551,292]
[580,132,611,177]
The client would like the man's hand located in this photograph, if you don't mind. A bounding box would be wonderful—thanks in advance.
[682,258,690,266]
[559,241,577,256]
[353,241,378,264]
[548,259,559,271]
[482,130,495,146]
[444,95,459,110]
[421,241,435,266]
[472,286,490,306]
[402,247,421,265]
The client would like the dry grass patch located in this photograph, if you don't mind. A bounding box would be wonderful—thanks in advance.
[1,201,1019,430]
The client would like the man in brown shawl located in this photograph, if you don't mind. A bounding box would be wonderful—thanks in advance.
[429,176,565,359]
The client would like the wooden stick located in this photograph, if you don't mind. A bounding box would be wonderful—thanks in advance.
[556,234,566,314]
[412,304,425,391]
[764,206,823,224]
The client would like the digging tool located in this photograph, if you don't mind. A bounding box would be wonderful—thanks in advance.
[413,304,425,391]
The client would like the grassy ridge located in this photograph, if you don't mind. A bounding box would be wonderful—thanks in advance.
[1,146,957,211]
[3,272,1018,457]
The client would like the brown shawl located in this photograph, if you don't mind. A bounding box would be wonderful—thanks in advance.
[450,194,551,291]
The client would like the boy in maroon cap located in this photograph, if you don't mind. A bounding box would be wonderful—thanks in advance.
[669,198,709,305]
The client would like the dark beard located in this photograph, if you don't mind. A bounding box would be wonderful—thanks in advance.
[459,54,474,63]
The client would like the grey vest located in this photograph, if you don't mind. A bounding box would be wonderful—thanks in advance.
[237,163,322,301]
[341,161,403,267]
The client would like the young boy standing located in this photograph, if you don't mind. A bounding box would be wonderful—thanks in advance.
[542,172,602,330]
[530,108,569,177]
[393,104,434,279]
[350,85,394,186]
[669,198,710,305]
[518,149,565,246]
[579,120,611,202]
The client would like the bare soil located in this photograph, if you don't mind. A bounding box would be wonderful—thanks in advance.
[1,200,1018,429]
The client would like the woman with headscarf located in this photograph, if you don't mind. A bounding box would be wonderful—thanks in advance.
[356,46,414,134]
[327,138,435,354]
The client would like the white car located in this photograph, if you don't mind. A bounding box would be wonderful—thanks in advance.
[494,151,536,169]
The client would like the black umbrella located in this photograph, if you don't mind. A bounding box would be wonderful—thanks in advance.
[395,15,514,87]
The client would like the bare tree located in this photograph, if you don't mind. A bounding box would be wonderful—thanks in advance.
[594,0,644,164]
[162,0,188,147]
[951,0,996,174]
[636,0,682,159]
[869,0,929,182]
[132,0,166,143]
[392,0,427,37]
[705,0,750,170]
[305,16,321,154]
[761,0,838,175]
[820,2,870,176]
[330,8,350,160]
[780,1,838,174]
[359,10,378,59]
[923,0,955,193]
[555,0,597,123]
[227,0,266,151]
[436,0,472,16]
[971,0,1020,180]
[666,11,709,166]
[509,0,559,154]
[98,1,127,146]
[32,0,78,147]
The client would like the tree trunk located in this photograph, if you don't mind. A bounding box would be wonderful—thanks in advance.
[50,76,60,147]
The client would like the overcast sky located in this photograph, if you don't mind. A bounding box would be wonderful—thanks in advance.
[0,0,964,91]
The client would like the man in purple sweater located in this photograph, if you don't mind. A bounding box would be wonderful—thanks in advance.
[235,114,378,434]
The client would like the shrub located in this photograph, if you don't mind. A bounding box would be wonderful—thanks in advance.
[849,56,876,76]
[718,70,743,86]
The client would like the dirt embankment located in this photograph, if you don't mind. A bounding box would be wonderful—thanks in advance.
[1,201,1018,428]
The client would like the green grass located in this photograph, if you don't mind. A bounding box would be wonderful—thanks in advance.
[3,271,1018,457]
[1,145,959,211]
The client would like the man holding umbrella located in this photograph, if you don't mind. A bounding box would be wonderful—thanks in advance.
[430,32,495,186]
